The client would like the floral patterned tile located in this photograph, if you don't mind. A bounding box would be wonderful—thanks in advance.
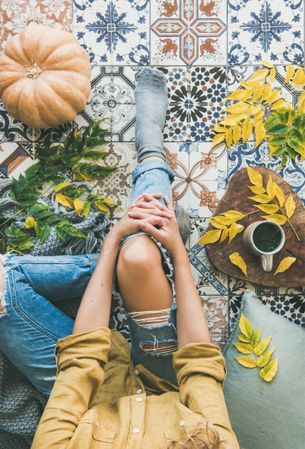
[228,0,305,65]
[228,140,305,204]
[93,142,137,218]
[150,0,227,66]
[229,293,305,331]
[201,295,229,348]
[0,142,36,179]
[189,217,228,295]
[165,143,190,211]
[0,0,72,51]
[73,0,150,65]
[0,101,74,143]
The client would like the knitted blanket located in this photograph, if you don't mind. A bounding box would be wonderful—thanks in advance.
[0,179,110,449]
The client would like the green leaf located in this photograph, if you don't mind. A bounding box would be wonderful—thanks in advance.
[55,227,67,241]
[62,226,87,239]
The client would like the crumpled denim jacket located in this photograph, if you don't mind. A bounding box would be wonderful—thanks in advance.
[31,327,240,449]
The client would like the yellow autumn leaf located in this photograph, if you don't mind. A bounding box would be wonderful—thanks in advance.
[219,227,229,243]
[233,124,242,145]
[228,222,244,242]
[257,348,275,368]
[227,89,253,101]
[271,98,290,111]
[234,343,253,354]
[255,124,266,146]
[251,327,261,346]
[94,200,110,214]
[284,64,295,83]
[242,117,252,143]
[285,194,296,219]
[229,252,248,277]
[261,84,272,101]
[73,198,84,216]
[83,202,91,218]
[239,314,253,339]
[100,197,117,206]
[262,60,274,68]
[247,166,263,186]
[263,214,287,225]
[268,67,276,82]
[238,334,250,343]
[213,124,227,133]
[266,177,275,199]
[226,102,250,114]
[248,69,269,83]
[197,229,222,245]
[252,85,263,102]
[253,336,272,356]
[259,358,279,382]
[209,220,226,229]
[293,67,305,86]
[274,257,296,275]
[55,193,74,208]
[235,356,257,368]
[248,185,266,195]
[222,210,245,220]
[249,194,271,203]
[255,203,280,214]
[223,114,246,126]
[273,183,285,207]
[252,104,264,116]
[210,215,233,226]
[265,90,281,105]
[24,216,36,229]
[297,91,305,109]
[54,182,73,193]
[212,133,225,147]
[225,129,233,148]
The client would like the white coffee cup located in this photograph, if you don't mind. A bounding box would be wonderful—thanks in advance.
[243,220,285,272]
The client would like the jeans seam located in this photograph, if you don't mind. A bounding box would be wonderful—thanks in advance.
[9,268,61,343]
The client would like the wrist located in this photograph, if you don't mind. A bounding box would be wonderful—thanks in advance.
[171,242,188,263]
[104,229,121,248]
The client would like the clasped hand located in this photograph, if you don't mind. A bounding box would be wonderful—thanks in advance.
[108,193,183,255]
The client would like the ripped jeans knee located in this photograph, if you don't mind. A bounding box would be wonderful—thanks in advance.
[127,304,178,384]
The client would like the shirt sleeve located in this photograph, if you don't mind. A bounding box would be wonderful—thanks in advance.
[172,342,240,449]
[31,326,112,449]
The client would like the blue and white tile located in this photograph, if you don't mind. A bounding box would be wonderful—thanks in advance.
[228,0,305,65]
[164,142,190,211]
[0,101,74,143]
[228,140,305,204]
[201,295,229,348]
[73,0,150,65]
[94,142,137,218]
[189,217,229,296]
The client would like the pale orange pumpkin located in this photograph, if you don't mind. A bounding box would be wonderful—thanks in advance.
[0,22,91,129]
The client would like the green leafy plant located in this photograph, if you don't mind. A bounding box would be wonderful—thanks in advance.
[0,121,117,254]
[234,314,279,382]
[212,62,305,168]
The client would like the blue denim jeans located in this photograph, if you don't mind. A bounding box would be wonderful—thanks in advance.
[0,159,178,396]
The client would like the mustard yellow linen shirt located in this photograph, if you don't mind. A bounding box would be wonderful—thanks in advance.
[31,327,240,449]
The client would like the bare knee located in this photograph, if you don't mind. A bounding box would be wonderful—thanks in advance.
[117,235,162,275]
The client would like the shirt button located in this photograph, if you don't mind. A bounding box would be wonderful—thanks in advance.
[135,397,142,402]
[135,369,139,375]
[132,427,140,433]
[179,420,185,427]
[136,389,142,394]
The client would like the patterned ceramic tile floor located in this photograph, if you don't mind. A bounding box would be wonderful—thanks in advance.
[0,0,305,346]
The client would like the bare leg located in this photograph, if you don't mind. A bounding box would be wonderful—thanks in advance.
[116,234,173,313]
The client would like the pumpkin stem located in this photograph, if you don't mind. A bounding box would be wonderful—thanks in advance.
[26,63,42,79]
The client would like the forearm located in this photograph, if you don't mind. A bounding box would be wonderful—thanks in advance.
[172,246,211,348]
[73,231,120,334]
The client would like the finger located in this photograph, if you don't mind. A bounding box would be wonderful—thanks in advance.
[132,199,168,212]
[145,216,168,227]
[128,209,174,219]
[137,220,161,240]
[164,195,174,213]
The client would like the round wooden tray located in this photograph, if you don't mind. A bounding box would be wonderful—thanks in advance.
[206,167,305,287]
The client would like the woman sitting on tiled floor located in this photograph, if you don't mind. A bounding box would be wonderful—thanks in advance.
[0,68,239,449]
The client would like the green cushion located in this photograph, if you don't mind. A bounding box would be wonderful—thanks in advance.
[224,290,305,449]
